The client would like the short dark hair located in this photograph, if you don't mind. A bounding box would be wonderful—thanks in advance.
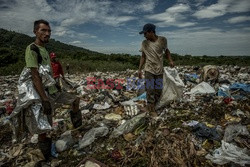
[33,19,50,32]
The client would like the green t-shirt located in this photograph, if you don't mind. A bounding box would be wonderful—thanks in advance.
[25,43,57,94]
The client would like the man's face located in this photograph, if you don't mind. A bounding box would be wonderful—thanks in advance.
[34,23,51,43]
[144,31,152,40]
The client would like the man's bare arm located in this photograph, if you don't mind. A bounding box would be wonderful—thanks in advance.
[165,48,174,67]
[138,52,146,78]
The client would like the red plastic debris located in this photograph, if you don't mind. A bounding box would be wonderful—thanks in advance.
[223,97,233,104]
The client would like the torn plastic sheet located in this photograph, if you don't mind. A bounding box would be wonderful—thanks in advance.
[79,126,109,149]
[206,140,250,166]
[111,113,146,138]
[223,124,249,143]
[230,83,250,93]
[217,84,230,97]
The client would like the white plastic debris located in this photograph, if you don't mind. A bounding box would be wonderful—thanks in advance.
[76,86,88,96]
[55,130,74,152]
[104,113,122,121]
[223,124,249,143]
[206,140,250,166]
[186,82,215,95]
[93,102,111,110]
[81,109,90,115]
[120,100,135,106]
[111,113,146,138]
[30,134,38,144]
[79,126,109,149]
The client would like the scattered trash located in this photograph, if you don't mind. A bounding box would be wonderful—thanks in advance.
[1,65,249,166]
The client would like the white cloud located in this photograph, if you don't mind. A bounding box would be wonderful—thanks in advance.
[193,0,250,19]
[225,0,250,13]
[0,0,155,35]
[193,3,228,19]
[146,4,196,27]
[227,16,250,24]
[161,27,250,56]
[69,40,82,44]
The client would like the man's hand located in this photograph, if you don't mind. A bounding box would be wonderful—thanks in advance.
[42,100,52,115]
[138,70,143,79]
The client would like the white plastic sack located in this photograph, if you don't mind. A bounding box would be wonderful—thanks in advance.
[156,67,184,109]
[186,82,215,95]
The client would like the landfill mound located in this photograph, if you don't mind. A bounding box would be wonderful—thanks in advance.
[0,65,250,167]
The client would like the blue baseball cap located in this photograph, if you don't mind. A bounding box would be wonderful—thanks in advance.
[139,23,156,34]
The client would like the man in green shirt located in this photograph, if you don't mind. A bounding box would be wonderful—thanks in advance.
[25,19,82,161]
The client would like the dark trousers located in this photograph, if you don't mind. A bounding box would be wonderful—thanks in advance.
[144,71,163,105]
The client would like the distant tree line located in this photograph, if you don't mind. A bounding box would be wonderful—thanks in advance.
[0,28,249,75]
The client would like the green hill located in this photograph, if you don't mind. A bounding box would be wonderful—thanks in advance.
[0,28,249,76]
[0,28,140,75]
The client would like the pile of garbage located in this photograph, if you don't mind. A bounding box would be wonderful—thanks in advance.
[0,65,249,167]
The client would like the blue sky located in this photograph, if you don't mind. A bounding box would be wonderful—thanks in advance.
[0,0,250,56]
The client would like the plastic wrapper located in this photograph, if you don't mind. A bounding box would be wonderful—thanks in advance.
[79,126,109,149]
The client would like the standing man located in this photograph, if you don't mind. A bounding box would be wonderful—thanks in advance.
[50,52,65,91]
[138,23,174,114]
[24,19,82,161]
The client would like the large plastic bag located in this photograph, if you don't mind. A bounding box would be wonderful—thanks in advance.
[186,82,215,95]
[206,140,250,166]
[156,67,184,109]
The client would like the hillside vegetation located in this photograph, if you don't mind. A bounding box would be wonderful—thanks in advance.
[0,28,249,75]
